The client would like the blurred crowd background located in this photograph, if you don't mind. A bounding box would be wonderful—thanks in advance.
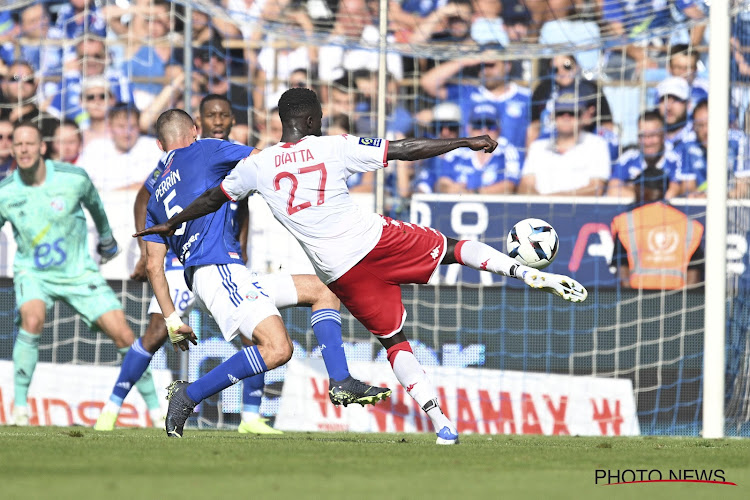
[0,0,747,215]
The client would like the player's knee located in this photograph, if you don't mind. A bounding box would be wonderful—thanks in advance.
[263,337,293,369]
[313,283,340,309]
[21,315,45,334]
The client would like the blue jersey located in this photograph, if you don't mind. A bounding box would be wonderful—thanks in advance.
[601,0,697,34]
[434,137,521,189]
[47,71,133,126]
[445,83,531,159]
[677,130,750,189]
[54,4,107,39]
[611,148,682,183]
[143,140,254,283]
[143,166,183,272]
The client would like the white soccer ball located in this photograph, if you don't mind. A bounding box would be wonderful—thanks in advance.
[506,218,559,269]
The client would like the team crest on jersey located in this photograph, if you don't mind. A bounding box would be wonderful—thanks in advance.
[50,199,65,212]
[359,137,382,147]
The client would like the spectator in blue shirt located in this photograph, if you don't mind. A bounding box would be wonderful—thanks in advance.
[14,3,63,76]
[413,102,462,193]
[607,110,683,199]
[434,103,521,194]
[46,39,133,127]
[54,0,107,39]
[421,48,531,160]
[678,99,750,198]
[657,76,695,152]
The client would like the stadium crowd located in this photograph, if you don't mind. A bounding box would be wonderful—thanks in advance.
[0,0,747,211]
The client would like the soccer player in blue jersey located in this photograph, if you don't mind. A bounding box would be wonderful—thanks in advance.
[0,122,160,426]
[132,108,389,437]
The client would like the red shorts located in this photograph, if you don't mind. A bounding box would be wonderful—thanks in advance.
[328,216,446,338]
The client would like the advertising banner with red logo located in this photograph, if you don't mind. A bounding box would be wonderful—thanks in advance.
[275,359,640,436]
[0,361,171,427]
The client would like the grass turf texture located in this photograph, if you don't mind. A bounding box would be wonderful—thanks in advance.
[0,428,747,500]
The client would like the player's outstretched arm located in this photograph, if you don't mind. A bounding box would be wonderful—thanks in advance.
[134,186,229,237]
[387,135,497,162]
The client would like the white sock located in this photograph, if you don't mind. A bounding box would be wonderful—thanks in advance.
[455,240,531,278]
[390,349,454,433]
[102,400,121,415]
[242,411,260,422]
[149,408,164,425]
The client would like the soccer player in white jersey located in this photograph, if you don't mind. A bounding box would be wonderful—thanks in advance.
[138,89,588,445]
[99,97,388,434]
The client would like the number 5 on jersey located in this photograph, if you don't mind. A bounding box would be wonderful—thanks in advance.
[274,163,327,215]
[163,190,187,236]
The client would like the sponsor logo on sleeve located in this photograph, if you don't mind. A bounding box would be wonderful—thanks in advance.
[359,137,382,147]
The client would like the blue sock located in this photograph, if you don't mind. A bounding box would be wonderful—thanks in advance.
[242,373,264,414]
[186,346,267,403]
[311,309,349,381]
[111,339,153,406]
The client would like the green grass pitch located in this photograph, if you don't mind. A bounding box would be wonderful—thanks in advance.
[0,428,748,500]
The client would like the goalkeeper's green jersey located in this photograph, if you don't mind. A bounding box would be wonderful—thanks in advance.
[0,160,113,283]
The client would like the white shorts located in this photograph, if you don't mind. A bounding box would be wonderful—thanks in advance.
[147,269,196,318]
[190,264,298,341]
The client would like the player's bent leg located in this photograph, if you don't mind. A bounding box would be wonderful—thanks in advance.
[289,275,391,406]
[381,332,459,445]
[237,335,282,435]
[13,300,46,423]
[166,316,291,438]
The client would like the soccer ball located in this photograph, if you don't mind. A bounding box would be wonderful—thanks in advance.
[506,218,559,269]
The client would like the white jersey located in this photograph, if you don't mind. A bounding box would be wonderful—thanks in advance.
[222,134,388,284]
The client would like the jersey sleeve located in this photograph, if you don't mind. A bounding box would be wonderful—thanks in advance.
[208,140,255,175]
[143,209,167,245]
[143,165,162,195]
[339,135,389,174]
[221,155,259,202]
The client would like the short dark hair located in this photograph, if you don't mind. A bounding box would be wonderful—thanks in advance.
[200,93,232,114]
[631,167,668,192]
[156,108,194,145]
[693,99,708,116]
[640,110,664,125]
[12,121,42,141]
[54,119,81,136]
[278,88,321,122]
[108,102,140,122]
[669,44,699,62]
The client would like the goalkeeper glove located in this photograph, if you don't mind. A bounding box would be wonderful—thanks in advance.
[97,236,120,264]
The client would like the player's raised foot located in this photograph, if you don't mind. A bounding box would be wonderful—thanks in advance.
[238,416,283,435]
[329,376,392,407]
[522,270,588,303]
[94,410,118,431]
[165,380,197,438]
[12,406,29,426]
[435,426,459,445]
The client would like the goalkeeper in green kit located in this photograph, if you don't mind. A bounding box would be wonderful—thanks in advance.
[0,122,160,426]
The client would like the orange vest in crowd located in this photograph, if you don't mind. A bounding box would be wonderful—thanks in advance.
[611,201,704,290]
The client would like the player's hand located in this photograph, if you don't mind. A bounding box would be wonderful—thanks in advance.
[465,135,498,153]
[169,324,198,352]
[133,223,176,238]
[97,237,120,264]
[130,255,148,281]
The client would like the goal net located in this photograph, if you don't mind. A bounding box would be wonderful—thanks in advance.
[0,0,747,436]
